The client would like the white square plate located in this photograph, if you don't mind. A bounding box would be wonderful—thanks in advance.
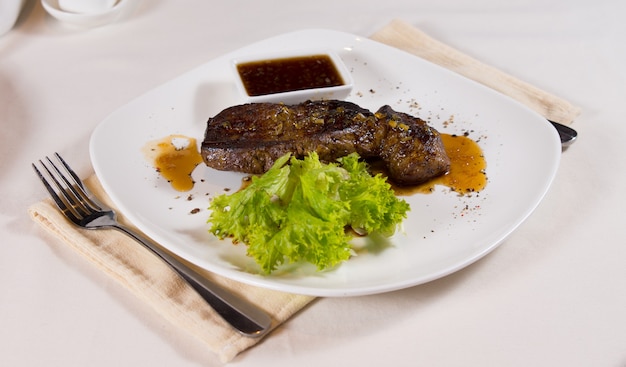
[90,29,560,297]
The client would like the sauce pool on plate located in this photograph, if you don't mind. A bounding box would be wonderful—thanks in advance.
[393,133,487,195]
[142,132,486,196]
[142,135,203,192]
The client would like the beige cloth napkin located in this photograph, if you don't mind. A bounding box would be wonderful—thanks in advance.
[28,19,581,363]
[28,175,314,362]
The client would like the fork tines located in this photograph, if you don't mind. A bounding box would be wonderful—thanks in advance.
[32,153,102,223]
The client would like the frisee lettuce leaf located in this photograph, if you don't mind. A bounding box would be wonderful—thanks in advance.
[208,152,410,274]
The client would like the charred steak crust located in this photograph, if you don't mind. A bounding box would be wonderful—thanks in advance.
[201,100,381,173]
[201,100,450,185]
[374,105,450,185]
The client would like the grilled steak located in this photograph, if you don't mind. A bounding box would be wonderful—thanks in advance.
[201,100,450,185]
[374,105,451,185]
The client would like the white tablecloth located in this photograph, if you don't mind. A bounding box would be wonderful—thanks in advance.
[2,0,625,365]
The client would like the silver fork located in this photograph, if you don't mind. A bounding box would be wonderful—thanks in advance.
[32,153,272,337]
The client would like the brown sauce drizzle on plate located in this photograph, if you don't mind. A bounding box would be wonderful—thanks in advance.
[143,135,203,192]
[144,132,486,196]
[392,133,487,195]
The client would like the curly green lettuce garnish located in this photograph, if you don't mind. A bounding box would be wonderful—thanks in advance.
[208,152,410,274]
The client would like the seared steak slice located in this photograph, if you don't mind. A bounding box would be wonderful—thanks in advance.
[374,105,451,185]
[201,100,449,185]
[201,100,382,172]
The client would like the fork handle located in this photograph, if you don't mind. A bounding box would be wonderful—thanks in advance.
[113,224,272,337]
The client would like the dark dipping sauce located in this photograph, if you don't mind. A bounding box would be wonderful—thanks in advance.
[237,55,345,96]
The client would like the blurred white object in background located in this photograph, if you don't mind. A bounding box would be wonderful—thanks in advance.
[41,0,134,27]
[58,0,117,14]
[0,0,25,36]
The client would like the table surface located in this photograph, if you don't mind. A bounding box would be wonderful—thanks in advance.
[2,0,625,366]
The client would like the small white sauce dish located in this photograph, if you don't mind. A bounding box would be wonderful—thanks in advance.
[41,0,132,27]
[58,0,117,14]
[231,49,353,104]
[0,0,26,36]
